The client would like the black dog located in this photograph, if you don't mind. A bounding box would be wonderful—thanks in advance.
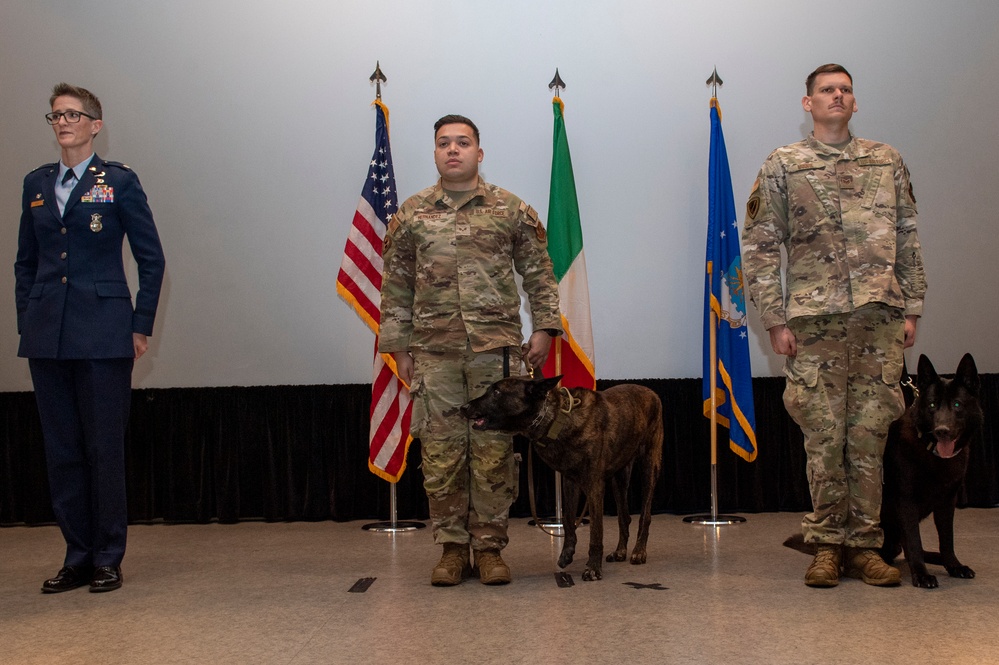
[880,353,982,588]
[460,375,663,581]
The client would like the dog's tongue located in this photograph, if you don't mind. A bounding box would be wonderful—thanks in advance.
[935,438,957,459]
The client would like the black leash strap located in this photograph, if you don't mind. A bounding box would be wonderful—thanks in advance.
[900,355,918,406]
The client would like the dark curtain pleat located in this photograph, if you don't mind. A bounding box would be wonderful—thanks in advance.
[0,392,53,524]
[963,375,999,507]
[3,376,997,526]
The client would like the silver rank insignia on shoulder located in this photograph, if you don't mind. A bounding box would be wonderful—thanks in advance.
[90,213,103,232]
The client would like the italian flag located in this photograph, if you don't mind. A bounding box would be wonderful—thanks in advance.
[541,97,596,389]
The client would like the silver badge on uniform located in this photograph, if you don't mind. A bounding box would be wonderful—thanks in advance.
[90,213,103,232]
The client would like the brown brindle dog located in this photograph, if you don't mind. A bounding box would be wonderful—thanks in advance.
[460,375,664,581]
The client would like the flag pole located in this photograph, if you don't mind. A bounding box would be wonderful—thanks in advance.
[353,62,424,534]
[684,68,746,526]
[528,69,572,535]
[549,72,566,535]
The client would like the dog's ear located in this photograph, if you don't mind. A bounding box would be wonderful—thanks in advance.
[527,375,562,397]
[956,353,980,395]
[917,354,938,389]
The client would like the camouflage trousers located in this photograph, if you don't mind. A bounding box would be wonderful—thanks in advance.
[784,304,906,548]
[409,344,523,551]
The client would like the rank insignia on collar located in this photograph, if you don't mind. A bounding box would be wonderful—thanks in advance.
[35,193,42,199]
[90,213,103,233]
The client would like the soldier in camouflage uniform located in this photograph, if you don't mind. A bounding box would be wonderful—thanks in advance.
[742,64,927,588]
[379,114,562,586]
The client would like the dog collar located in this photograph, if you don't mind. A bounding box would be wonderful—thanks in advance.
[534,387,580,447]
[527,392,556,438]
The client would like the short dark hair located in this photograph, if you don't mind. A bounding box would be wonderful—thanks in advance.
[434,114,480,144]
[50,82,102,120]
[805,64,852,96]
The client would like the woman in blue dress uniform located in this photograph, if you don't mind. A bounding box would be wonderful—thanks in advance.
[15,83,165,593]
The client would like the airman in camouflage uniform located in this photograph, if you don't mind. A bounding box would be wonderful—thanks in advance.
[742,65,927,587]
[379,114,562,586]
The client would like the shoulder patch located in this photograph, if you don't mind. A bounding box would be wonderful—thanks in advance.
[518,201,546,242]
[746,177,761,220]
[103,160,133,171]
[386,215,401,237]
[518,201,540,225]
[383,218,397,251]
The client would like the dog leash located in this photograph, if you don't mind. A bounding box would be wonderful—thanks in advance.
[899,357,935,453]
[900,356,919,401]
[511,352,560,534]
[521,355,553,534]
[521,357,587,535]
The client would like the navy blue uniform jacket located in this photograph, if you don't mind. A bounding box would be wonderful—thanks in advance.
[15,155,165,358]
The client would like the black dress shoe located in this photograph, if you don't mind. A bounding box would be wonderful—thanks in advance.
[89,566,123,592]
[41,566,94,593]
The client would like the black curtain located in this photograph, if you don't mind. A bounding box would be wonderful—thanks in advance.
[2,376,997,526]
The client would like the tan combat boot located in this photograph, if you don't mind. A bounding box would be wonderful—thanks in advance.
[804,544,842,587]
[845,548,901,586]
[473,549,511,585]
[431,543,470,586]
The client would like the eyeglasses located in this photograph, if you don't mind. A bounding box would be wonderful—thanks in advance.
[45,110,98,125]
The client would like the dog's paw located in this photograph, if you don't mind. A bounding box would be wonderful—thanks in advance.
[946,564,975,579]
[629,550,647,565]
[606,550,627,563]
[912,572,939,589]
[557,549,575,569]
[582,567,602,581]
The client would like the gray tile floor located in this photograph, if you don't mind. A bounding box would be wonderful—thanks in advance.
[2,510,998,664]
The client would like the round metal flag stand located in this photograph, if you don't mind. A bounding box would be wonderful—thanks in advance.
[529,470,566,536]
[362,483,426,533]
[682,468,746,525]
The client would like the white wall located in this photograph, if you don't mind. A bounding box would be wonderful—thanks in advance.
[1,0,997,390]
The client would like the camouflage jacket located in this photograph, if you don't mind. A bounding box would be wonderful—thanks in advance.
[379,177,562,353]
[742,134,926,329]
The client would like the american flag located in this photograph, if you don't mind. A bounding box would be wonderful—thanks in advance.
[336,100,413,482]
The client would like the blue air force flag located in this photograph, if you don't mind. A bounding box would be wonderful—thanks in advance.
[703,99,758,462]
